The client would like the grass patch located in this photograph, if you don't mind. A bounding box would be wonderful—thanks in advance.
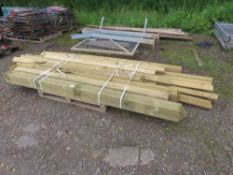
[4,1,233,34]
[197,58,233,102]
[6,0,227,12]
[159,40,233,102]
[159,41,198,69]
[75,1,233,34]
[76,9,160,28]
[57,32,79,45]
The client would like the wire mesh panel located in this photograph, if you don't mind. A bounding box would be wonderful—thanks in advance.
[71,38,139,56]
[71,17,158,56]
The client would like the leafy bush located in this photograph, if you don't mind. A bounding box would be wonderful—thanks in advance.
[5,0,230,11]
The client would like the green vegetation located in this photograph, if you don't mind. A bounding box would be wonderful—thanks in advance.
[77,1,233,34]
[5,0,233,33]
[159,40,233,102]
[57,32,78,45]
[5,0,231,11]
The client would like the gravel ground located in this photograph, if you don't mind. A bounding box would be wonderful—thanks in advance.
[0,36,232,175]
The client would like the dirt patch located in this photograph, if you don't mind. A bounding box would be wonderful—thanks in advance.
[0,35,232,175]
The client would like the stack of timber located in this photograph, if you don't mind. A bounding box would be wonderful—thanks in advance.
[82,26,192,40]
[4,52,218,122]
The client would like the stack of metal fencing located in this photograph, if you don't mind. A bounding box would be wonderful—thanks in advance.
[0,7,76,40]
[7,11,56,40]
[71,17,159,56]
[214,22,233,49]
[0,17,11,35]
[45,6,76,32]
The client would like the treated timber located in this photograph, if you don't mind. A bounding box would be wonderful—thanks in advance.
[14,66,170,100]
[14,62,215,109]
[5,70,186,122]
[20,52,213,91]
[179,94,212,109]
[14,55,161,75]
[13,55,213,83]
[165,72,213,83]
[87,26,189,35]
[173,86,218,101]
[15,61,179,101]
[40,51,182,73]
[146,75,213,91]
[7,52,218,111]
[15,62,180,102]
[83,26,192,40]
[15,54,214,91]
[15,54,213,83]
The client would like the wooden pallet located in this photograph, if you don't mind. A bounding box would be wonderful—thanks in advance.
[6,31,63,44]
[38,92,107,113]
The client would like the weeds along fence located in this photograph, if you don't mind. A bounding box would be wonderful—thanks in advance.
[4,0,233,33]
[5,0,230,11]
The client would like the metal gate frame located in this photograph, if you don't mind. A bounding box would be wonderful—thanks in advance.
[71,17,159,56]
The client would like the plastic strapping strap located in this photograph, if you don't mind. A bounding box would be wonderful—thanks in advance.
[33,68,52,92]
[115,59,126,76]
[36,70,53,92]
[55,55,75,74]
[119,62,140,109]
[33,60,63,92]
[33,55,73,93]
[97,62,122,105]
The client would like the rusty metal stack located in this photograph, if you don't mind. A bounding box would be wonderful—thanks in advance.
[45,6,76,32]
[0,7,76,40]
[0,17,11,35]
[7,11,56,40]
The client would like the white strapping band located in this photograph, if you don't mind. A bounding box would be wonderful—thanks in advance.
[33,55,74,93]
[97,70,116,105]
[119,62,140,109]
[33,68,52,92]
[97,62,122,105]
